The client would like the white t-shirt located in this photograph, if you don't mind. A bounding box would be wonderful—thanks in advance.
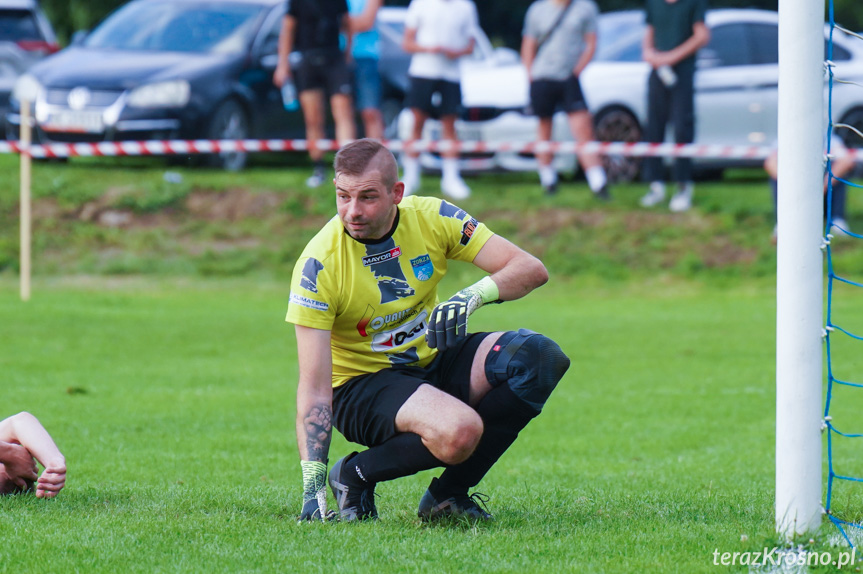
[405,0,479,82]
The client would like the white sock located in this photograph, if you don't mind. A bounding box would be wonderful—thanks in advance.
[586,166,607,193]
[402,155,419,182]
[650,181,666,196]
[677,181,694,196]
[442,158,460,182]
[539,165,557,187]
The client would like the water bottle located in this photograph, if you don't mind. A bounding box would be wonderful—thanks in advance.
[281,80,299,111]
[657,65,677,88]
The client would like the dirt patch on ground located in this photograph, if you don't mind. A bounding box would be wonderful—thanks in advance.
[184,189,284,221]
[698,237,759,267]
[52,187,292,229]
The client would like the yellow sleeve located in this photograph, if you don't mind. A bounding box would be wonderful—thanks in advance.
[286,255,337,330]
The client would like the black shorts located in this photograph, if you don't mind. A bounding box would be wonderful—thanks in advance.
[529,75,588,118]
[332,332,490,448]
[294,49,353,97]
[405,76,462,117]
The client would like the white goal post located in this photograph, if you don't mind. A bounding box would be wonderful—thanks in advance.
[775,0,826,537]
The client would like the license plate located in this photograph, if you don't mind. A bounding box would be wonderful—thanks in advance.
[42,111,104,133]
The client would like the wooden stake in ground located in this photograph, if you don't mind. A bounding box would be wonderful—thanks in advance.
[19,98,31,302]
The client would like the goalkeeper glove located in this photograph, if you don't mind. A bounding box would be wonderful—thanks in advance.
[298,460,334,522]
[427,276,499,350]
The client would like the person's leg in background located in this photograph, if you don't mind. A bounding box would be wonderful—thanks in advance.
[355,57,384,140]
[568,110,609,200]
[529,79,560,195]
[640,71,670,207]
[535,115,558,194]
[330,92,356,144]
[828,180,848,233]
[401,76,432,196]
[299,88,328,188]
[565,75,609,200]
[438,79,470,200]
[668,69,696,212]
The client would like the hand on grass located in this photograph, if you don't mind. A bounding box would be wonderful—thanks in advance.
[36,462,66,498]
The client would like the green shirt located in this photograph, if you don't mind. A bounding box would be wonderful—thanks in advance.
[646,0,707,71]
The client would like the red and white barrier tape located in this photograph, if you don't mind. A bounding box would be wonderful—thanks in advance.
[0,138,860,161]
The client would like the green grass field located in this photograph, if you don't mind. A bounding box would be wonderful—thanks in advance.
[2,275,861,573]
[2,155,863,572]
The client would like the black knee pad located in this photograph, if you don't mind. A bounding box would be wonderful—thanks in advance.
[484,329,571,413]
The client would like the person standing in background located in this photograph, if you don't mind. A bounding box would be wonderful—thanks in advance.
[348,0,385,140]
[401,0,478,200]
[521,0,610,199]
[274,0,357,188]
[638,0,710,212]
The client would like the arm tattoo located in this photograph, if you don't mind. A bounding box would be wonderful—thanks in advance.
[303,403,332,461]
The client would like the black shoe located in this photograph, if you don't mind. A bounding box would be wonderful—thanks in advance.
[417,477,493,522]
[329,453,378,521]
[543,181,558,195]
[593,184,611,201]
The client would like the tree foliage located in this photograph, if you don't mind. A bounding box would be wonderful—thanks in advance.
[39,0,126,44]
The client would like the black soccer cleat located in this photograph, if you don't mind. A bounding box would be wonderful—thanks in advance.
[593,184,611,201]
[417,477,493,522]
[329,453,378,522]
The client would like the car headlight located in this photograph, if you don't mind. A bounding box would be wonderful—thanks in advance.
[11,74,42,105]
[127,80,191,108]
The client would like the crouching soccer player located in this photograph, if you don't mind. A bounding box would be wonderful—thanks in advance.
[286,138,570,522]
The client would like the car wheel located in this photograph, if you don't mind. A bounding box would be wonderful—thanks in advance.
[838,107,863,177]
[594,107,642,183]
[207,99,250,171]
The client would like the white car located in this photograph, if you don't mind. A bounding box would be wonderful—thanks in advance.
[397,9,863,181]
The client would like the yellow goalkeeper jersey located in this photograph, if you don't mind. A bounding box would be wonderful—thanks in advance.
[286,195,493,387]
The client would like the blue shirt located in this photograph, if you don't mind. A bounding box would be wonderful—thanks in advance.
[348,0,380,60]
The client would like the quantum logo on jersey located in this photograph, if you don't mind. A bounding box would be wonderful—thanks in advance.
[362,246,402,267]
[410,254,433,281]
[460,218,478,246]
[356,303,421,337]
[289,292,329,311]
[370,311,428,352]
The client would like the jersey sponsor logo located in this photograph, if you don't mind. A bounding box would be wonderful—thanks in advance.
[364,239,415,303]
[289,292,329,311]
[299,258,324,293]
[356,303,422,337]
[410,254,433,281]
[370,311,428,352]
[460,218,478,246]
[362,246,402,267]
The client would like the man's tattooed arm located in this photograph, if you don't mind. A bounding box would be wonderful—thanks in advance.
[301,403,332,462]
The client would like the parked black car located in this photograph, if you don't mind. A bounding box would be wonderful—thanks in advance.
[6,0,409,169]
